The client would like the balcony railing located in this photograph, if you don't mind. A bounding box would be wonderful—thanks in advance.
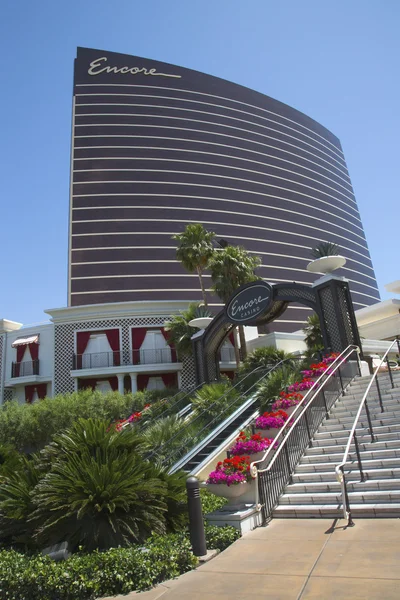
[73,348,175,370]
[11,360,40,378]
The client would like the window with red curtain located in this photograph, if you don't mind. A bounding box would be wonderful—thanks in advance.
[161,373,177,388]
[160,329,177,362]
[137,374,150,391]
[228,332,235,346]
[131,328,147,364]
[36,383,47,399]
[221,370,235,380]
[76,331,92,368]
[28,342,39,362]
[25,385,36,403]
[108,377,118,392]
[14,345,26,376]
[78,378,97,391]
[105,329,121,366]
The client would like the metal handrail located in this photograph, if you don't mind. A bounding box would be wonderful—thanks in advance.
[147,357,303,464]
[250,345,360,517]
[335,338,400,525]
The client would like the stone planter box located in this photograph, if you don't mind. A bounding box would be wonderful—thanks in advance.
[207,479,256,504]
[254,427,282,439]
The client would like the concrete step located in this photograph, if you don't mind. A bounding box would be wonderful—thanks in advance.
[300,448,400,465]
[330,400,400,418]
[295,456,400,473]
[272,503,400,518]
[315,423,400,440]
[292,467,400,484]
[285,478,400,494]
[318,415,400,432]
[279,489,400,505]
[313,430,400,447]
[306,438,400,456]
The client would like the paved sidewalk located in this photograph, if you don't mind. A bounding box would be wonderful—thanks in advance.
[102,518,400,599]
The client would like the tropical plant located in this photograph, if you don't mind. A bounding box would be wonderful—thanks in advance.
[164,303,211,357]
[0,419,190,552]
[173,223,215,306]
[237,346,296,390]
[310,241,340,258]
[209,245,261,360]
[256,363,302,412]
[191,381,239,422]
[302,313,324,353]
[0,454,43,549]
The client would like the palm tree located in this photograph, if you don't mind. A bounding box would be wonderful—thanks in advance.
[302,313,324,351]
[173,224,215,307]
[164,303,212,357]
[209,245,261,361]
[310,241,340,258]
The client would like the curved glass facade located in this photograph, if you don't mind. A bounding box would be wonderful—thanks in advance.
[69,47,380,331]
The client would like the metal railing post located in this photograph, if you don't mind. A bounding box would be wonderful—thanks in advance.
[321,388,329,419]
[284,444,292,484]
[364,400,376,442]
[342,470,355,527]
[303,411,312,447]
[375,377,384,412]
[338,367,345,395]
[186,477,207,557]
[386,358,394,388]
[353,433,365,481]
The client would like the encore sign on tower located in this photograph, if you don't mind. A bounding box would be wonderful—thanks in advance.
[225,281,273,325]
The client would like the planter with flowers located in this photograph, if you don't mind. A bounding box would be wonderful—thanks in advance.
[253,409,289,438]
[271,391,304,417]
[206,456,256,503]
[229,431,279,464]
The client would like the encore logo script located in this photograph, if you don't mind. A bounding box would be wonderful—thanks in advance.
[88,57,182,78]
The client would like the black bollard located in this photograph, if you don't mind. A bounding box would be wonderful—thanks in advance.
[186,476,207,557]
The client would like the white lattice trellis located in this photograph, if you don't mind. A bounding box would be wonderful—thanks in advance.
[54,316,169,395]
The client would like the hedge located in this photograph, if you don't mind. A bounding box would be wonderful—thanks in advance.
[0,526,240,600]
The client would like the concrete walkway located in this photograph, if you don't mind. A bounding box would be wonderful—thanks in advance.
[102,518,400,599]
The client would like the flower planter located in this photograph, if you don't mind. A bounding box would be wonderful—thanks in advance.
[306,255,346,274]
[206,479,256,504]
[284,404,301,418]
[254,427,282,439]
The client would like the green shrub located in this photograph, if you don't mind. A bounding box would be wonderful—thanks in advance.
[191,381,239,422]
[0,526,240,600]
[256,364,303,412]
[200,488,228,514]
[204,523,240,551]
[0,534,198,600]
[0,419,189,552]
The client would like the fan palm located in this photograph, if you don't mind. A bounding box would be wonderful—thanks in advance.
[302,313,324,351]
[209,245,261,361]
[164,303,211,357]
[310,241,340,258]
[172,224,215,306]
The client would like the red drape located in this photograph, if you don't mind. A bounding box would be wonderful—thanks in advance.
[228,332,235,346]
[25,385,36,403]
[105,329,121,366]
[79,378,97,391]
[36,383,47,399]
[14,345,26,376]
[131,328,147,364]
[160,328,177,362]
[76,331,91,368]
[28,342,39,361]
[137,374,150,391]
[221,370,235,380]
[161,373,177,388]
[109,377,118,392]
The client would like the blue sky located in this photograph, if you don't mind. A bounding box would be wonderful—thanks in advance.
[1,0,398,325]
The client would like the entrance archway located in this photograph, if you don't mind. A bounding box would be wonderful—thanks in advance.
[192,278,362,385]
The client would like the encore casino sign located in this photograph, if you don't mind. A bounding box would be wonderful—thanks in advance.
[225,281,273,325]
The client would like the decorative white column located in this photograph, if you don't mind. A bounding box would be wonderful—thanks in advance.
[117,373,125,395]
[177,370,182,390]
[130,373,138,394]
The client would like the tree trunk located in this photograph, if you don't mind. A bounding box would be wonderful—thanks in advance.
[197,267,208,307]
[238,325,247,360]
[233,327,241,369]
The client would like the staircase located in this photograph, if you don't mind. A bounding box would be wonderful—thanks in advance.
[273,370,400,518]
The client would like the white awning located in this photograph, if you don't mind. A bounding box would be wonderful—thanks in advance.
[11,335,39,348]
